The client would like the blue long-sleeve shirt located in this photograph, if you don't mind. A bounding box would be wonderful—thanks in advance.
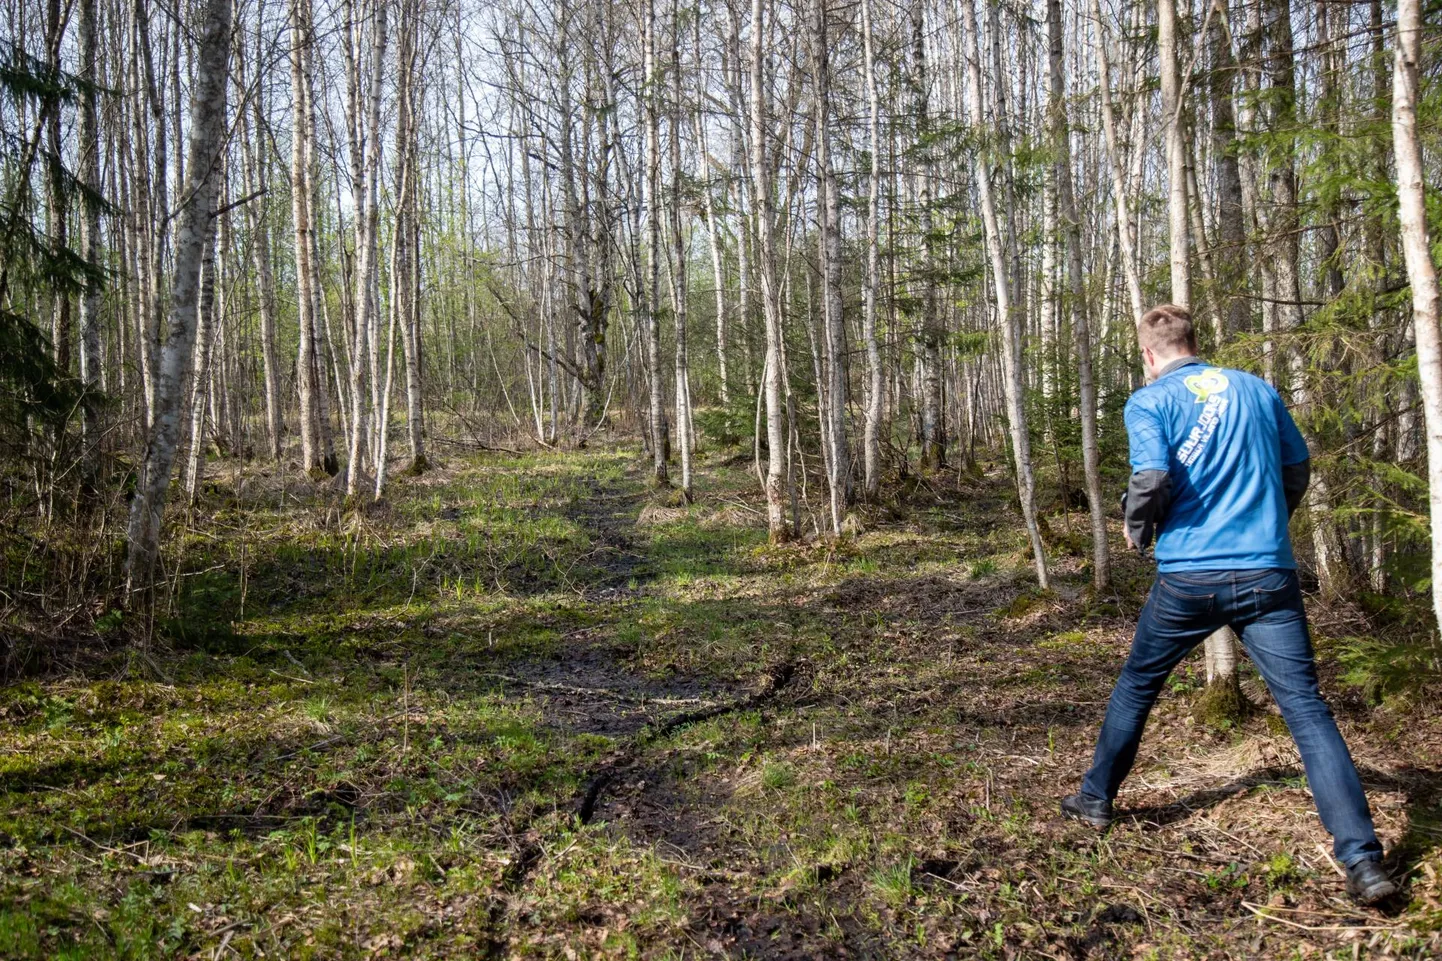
[1123,358,1310,572]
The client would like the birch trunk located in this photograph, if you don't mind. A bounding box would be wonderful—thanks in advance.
[1158,0,1240,698]
[961,0,1047,588]
[912,0,942,470]
[812,0,848,530]
[290,0,325,476]
[395,0,427,474]
[1392,0,1442,633]
[374,256,399,500]
[671,0,693,497]
[1158,0,1189,308]
[238,37,283,462]
[692,15,730,411]
[1048,0,1108,589]
[1091,0,1143,322]
[77,0,103,481]
[184,226,220,504]
[1040,172,1059,413]
[343,0,387,496]
[125,0,232,597]
[134,0,165,433]
[748,0,789,542]
[643,0,670,485]
[859,0,884,501]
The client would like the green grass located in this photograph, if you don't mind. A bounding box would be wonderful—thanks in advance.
[2,445,1439,958]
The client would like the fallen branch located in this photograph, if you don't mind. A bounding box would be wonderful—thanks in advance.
[480,661,800,958]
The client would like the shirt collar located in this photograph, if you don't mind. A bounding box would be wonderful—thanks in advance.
[1158,356,1206,379]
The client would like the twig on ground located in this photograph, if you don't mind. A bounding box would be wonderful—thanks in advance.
[1240,901,1397,933]
[60,825,147,863]
[1316,841,1347,878]
[714,497,763,516]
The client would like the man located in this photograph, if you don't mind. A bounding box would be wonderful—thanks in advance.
[1060,305,1396,905]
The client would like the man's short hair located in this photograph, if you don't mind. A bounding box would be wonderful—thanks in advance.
[1138,304,1198,355]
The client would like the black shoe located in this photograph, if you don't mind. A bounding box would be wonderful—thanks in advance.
[1061,792,1114,829]
[1345,859,1397,905]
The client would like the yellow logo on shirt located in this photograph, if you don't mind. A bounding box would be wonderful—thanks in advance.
[1184,367,1230,404]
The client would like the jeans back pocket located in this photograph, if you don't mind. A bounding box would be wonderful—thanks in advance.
[1154,574,1218,615]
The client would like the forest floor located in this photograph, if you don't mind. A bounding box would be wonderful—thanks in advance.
[3,444,1442,959]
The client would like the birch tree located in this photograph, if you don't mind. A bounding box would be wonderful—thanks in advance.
[1157,0,1241,703]
[748,0,789,542]
[342,0,387,497]
[1392,0,1442,634]
[643,0,670,485]
[960,0,1047,588]
[812,0,848,530]
[76,0,103,482]
[290,0,329,477]
[126,0,233,596]
[1047,0,1107,589]
[395,0,427,475]
[237,29,284,463]
[670,0,694,496]
[859,0,884,501]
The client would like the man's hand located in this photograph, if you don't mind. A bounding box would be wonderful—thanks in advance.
[1124,528,1136,551]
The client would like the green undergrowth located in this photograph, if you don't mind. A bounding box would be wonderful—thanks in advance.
[3,446,1441,957]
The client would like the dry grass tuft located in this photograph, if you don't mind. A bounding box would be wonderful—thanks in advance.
[637,505,690,527]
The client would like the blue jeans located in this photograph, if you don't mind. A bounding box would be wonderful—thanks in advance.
[1081,568,1382,866]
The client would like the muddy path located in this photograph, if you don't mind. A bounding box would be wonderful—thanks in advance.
[474,469,730,739]
[483,460,1442,959]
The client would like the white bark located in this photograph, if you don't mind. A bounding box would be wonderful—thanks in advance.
[184,225,220,504]
[290,0,324,475]
[1393,0,1442,634]
[134,0,166,434]
[1048,0,1108,589]
[859,0,884,500]
[748,0,788,542]
[1158,0,1189,308]
[812,0,848,530]
[237,45,283,462]
[1159,0,1238,684]
[671,0,693,497]
[343,0,387,497]
[643,0,670,484]
[911,0,942,470]
[125,0,232,596]
[77,0,102,477]
[395,0,426,472]
[961,0,1047,588]
[692,26,730,411]
[375,230,401,501]
[1204,632,1238,683]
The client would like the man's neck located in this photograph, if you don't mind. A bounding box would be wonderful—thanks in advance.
[1156,355,1202,379]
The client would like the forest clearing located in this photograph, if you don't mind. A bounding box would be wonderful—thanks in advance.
[4,0,1442,952]
[3,446,1441,959]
